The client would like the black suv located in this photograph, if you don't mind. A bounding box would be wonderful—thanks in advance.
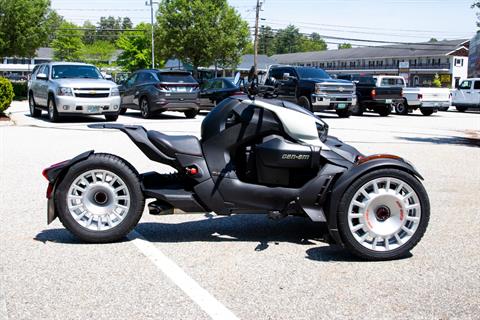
[119,70,200,119]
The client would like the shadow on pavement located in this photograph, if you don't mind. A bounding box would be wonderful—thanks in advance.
[121,111,193,120]
[26,113,112,124]
[396,135,480,147]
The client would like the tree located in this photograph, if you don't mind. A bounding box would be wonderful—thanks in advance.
[274,25,303,54]
[258,26,275,56]
[51,21,84,61]
[156,0,249,75]
[116,23,153,71]
[473,1,480,28]
[432,73,442,88]
[97,16,122,43]
[428,38,438,42]
[299,33,327,52]
[338,43,352,49]
[0,0,61,58]
[82,21,96,45]
[80,40,116,67]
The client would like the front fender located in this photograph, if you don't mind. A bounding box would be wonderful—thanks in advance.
[326,157,423,245]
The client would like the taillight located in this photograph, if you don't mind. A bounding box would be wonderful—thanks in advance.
[371,89,376,98]
[155,83,169,91]
[46,183,54,199]
[417,94,423,100]
[231,91,244,96]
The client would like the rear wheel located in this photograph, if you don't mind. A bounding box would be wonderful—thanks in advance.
[420,109,434,116]
[378,105,392,117]
[394,101,408,115]
[48,96,60,122]
[140,97,152,119]
[456,106,467,112]
[337,168,430,260]
[56,153,145,243]
[184,109,199,119]
[336,108,351,118]
[351,104,364,116]
[29,94,42,117]
[297,96,312,112]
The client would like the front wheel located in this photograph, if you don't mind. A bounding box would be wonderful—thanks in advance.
[420,109,434,116]
[336,108,351,118]
[337,168,430,260]
[55,153,145,243]
[351,104,364,116]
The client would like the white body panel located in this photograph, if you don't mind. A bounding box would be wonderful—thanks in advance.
[403,87,451,109]
[452,78,480,107]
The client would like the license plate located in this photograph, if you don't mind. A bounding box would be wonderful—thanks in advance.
[177,87,187,92]
[87,105,100,113]
[337,103,347,109]
[385,99,393,104]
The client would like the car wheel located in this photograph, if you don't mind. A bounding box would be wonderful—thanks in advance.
[394,101,408,115]
[48,97,60,122]
[336,108,351,118]
[351,104,364,116]
[378,105,392,117]
[297,96,312,111]
[456,106,467,112]
[105,114,119,121]
[29,94,42,118]
[337,168,430,260]
[420,109,434,116]
[140,97,152,119]
[184,109,199,119]
[55,153,145,243]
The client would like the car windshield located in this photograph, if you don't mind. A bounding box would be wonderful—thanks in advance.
[157,72,197,83]
[52,65,103,79]
[296,68,331,79]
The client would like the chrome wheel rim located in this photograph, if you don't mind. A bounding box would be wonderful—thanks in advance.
[67,170,131,231]
[396,103,406,113]
[348,177,421,252]
[141,100,149,117]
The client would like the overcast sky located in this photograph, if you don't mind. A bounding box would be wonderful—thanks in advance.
[50,0,477,48]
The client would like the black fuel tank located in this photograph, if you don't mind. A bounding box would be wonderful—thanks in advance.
[256,136,315,169]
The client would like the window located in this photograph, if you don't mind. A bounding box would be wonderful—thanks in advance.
[125,73,138,87]
[474,81,480,90]
[459,80,472,90]
[138,72,156,83]
[52,65,102,79]
[454,58,464,67]
[43,65,50,78]
[157,72,196,83]
[380,77,405,87]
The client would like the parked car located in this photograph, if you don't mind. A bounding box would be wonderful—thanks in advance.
[199,76,244,109]
[452,78,480,112]
[28,62,121,122]
[261,65,356,118]
[339,75,403,116]
[119,70,200,119]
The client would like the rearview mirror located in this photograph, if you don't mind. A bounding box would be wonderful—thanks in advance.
[37,73,47,80]
[283,73,290,80]
[233,72,241,85]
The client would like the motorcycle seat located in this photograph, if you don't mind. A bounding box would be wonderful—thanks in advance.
[147,130,203,157]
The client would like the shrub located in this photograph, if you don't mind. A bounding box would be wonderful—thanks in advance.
[0,77,15,114]
[11,81,28,100]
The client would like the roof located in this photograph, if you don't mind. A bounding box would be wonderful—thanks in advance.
[35,47,54,60]
[271,39,470,64]
[47,62,96,66]
[237,54,277,71]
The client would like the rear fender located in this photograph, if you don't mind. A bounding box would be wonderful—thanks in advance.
[43,150,94,224]
[326,157,423,245]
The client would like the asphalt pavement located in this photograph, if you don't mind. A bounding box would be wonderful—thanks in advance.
[1,101,479,320]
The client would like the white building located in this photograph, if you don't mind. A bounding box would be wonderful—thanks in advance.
[0,48,53,77]
[272,39,469,88]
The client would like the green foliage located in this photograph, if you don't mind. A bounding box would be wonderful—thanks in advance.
[428,38,438,42]
[0,77,14,113]
[338,43,352,49]
[0,0,61,57]
[80,41,116,67]
[243,42,254,55]
[258,26,275,56]
[97,16,133,43]
[11,81,28,100]
[432,74,442,88]
[272,26,327,54]
[116,23,153,71]
[473,2,480,27]
[82,21,96,45]
[52,21,84,61]
[156,0,250,74]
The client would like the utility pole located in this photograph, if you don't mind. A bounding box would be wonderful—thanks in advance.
[146,0,157,69]
[253,0,262,71]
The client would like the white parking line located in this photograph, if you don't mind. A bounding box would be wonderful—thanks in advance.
[127,230,239,320]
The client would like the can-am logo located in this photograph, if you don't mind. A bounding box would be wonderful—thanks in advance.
[282,154,310,160]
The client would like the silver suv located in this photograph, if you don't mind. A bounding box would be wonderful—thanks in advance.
[28,62,121,122]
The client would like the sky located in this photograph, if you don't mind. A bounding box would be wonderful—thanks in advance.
[50,0,478,49]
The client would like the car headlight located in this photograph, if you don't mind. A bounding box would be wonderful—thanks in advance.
[110,87,120,96]
[57,87,73,96]
[315,83,325,94]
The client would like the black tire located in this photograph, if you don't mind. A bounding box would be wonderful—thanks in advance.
[119,107,127,115]
[55,153,145,243]
[420,109,434,116]
[337,168,430,261]
[336,108,351,118]
[378,105,392,117]
[438,107,449,112]
[184,109,199,119]
[394,101,408,115]
[140,97,152,119]
[105,114,119,121]
[456,106,467,112]
[351,104,364,116]
[47,96,60,122]
[297,96,312,112]
[29,93,42,117]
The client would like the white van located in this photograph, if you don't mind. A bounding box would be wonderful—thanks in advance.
[452,78,480,112]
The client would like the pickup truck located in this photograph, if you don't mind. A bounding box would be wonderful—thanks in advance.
[452,78,480,112]
[370,76,450,116]
[262,65,356,118]
[338,75,402,116]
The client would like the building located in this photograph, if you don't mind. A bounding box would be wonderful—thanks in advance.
[272,39,469,88]
[468,33,479,78]
[0,48,53,77]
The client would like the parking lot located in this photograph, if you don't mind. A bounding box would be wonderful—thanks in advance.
[1,101,479,320]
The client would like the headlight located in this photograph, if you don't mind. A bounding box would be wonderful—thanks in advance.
[110,87,120,96]
[57,87,73,96]
[315,83,325,94]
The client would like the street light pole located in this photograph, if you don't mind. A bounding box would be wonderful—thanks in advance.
[146,0,156,69]
[253,0,262,72]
